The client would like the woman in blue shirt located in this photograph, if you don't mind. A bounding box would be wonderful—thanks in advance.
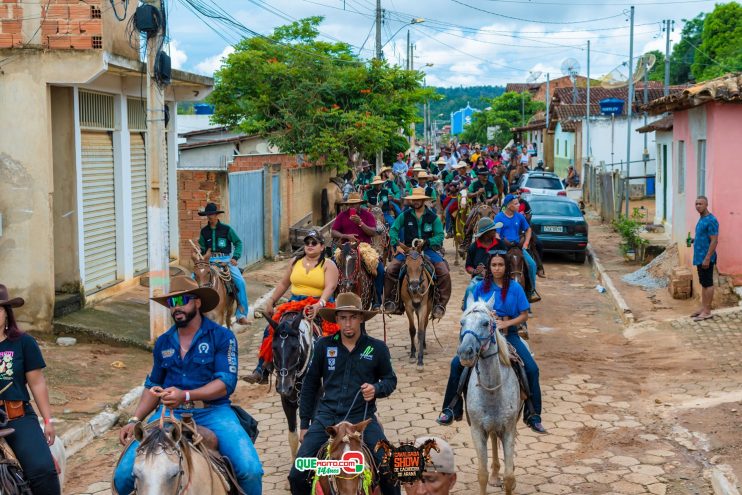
[436,252,546,433]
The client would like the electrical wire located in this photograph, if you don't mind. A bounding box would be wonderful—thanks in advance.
[480,0,716,5]
[110,0,129,21]
[450,0,628,25]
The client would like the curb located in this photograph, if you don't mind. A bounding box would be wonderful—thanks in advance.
[711,467,741,495]
[62,385,143,458]
[587,245,636,326]
[53,321,153,352]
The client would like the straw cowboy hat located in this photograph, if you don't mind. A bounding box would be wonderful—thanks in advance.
[338,192,366,205]
[411,165,425,173]
[404,187,431,201]
[318,292,378,323]
[0,284,24,308]
[198,202,224,216]
[454,161,469,169]
[369,175,385,185]
[416,171,433,181]
[151,276,220,313]
[379,166,392,174]
[436,157,447,166]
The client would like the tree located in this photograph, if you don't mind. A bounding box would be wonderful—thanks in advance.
[670,13,705,84]
[692,2,742,81]
[460,92,544,146]
[643,50,666,82]
[208,17,434,170]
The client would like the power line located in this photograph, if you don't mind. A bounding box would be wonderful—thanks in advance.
[481,0,715,4]
[448,0,628,24]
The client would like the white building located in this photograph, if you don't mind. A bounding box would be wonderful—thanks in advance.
[637,115,674,229]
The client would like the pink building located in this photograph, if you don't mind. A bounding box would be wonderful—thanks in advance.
[647,73,742,286]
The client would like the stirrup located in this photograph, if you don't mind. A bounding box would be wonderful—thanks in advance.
[382,301,397,313]
[436,408,457,426]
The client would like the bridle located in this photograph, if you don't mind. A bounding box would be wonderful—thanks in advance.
[193,260,217,289]
[459,307,504,392]
[273,314,313,395]
[403,250,432,298]
[134,411,192,495]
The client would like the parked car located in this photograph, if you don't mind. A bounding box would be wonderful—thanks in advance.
[516,171,567,197]
[525,194,588,263]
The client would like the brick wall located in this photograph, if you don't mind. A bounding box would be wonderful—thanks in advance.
[0,0,102,49]
[177,170,227,267]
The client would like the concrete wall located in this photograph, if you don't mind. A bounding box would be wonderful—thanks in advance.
[553,122,575,178]
[51,86,80,293]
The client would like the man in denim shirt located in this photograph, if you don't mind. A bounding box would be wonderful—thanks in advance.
[691,196,719,321]
[114,276,263,494]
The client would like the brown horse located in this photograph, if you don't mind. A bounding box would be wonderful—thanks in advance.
[462,203,496,251]
[493,165,507,203]
[191,252,237,329]
[335,242,375,310]
[315,419,377,495]
[453,189,470,266]
[506,246,527,292]
[399,241,435,371]
[321,175,356,226]
[369,207,391,263]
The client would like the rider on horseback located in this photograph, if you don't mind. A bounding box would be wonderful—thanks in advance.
[494,195,541,303]
[288,293,400,495]
[0,285,61,495]
[354,160,374,190]
[515,189,546,278]
[331,192,385,309]
[383,188,452,319]
[468,166,499,206]
[197,202,250,325]
[380,167,403,218]
[114,276,263,494]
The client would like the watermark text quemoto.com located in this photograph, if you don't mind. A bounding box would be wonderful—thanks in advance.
[295,451,365,476]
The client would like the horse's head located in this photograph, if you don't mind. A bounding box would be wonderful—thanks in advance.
[341,181,355,200]
[507,247,525,288]
[192,259,211,288]
[337,242,360,294]
[268,312,307,397]
[132,419,185,495]
[457,297,504,367]
[322,419,372,495]
[403,245,429,298]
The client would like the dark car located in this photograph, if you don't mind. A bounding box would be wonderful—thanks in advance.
[525,194,588,263]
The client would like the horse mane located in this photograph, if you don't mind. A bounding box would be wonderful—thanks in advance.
[461,301,512,368]
[138,426,179,459]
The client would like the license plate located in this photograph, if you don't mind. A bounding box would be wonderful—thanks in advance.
[543,225,564,233]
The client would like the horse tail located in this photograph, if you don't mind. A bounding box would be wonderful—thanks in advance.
[321,187,330,226]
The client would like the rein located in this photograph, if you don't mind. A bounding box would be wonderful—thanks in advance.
[460,311,505,392]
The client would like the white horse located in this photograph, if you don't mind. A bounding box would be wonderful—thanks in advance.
[458,296,522,495]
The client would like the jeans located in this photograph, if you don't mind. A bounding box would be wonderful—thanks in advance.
[441,327,542,424]
[393,248,443,265]
[114,404,263,495]
[6,405,60,495]
[391,202,401,216]
[522,249,537,294]
[211,255,249,318]
[374,261,385,306]
[288,416,400,495]
[383,211,395,226]
[444,202,455,234]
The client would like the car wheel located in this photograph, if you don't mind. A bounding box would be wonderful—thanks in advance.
[574,251,586,264]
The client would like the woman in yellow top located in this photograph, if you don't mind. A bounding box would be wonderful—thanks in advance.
[244,230,338,384]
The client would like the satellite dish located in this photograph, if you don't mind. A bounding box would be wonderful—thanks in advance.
[600,53,658,89]
[561,58,581,77]
[526,71,542,84]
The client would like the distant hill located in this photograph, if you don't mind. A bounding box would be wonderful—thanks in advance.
[428,85,505,120]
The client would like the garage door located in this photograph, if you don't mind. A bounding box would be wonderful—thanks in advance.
[130,132,148,273]
[81,131,118,292]
[229,170,265,266]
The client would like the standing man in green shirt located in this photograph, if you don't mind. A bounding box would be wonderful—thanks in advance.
[383,188,451,319]
[197,202,249,325]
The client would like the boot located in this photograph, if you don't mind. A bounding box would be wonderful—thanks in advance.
[382,274,398,313]
[432,271,452,319]
[243,362,271,384]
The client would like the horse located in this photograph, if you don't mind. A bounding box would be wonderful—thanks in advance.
[462,203,496,250]
[369,207,391,263]
[458,297,522,495]
[264,310,317,458]
[315,419,377,495]
[128,410,231,495]
[492,165,507,201]
[453,189,470,266]
[506,246,527,294]
[321,176,356,226]
[335,242,375,310]
[192,252,237,329]
[399,240,435,371]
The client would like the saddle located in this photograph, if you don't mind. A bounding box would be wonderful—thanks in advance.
[181,418,244,495]
[214,264,238,297]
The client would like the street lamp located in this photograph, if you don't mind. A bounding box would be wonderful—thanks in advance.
[380,18,425,50]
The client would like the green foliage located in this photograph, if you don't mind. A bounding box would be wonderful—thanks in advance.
[612,214,648,254]
[670,13,705,84]
[414,85,503,137]
[692,2,742,81]
[207,17,434,170]
[644,50,666,82]
[460,92,545,146]
[178,102,196,115]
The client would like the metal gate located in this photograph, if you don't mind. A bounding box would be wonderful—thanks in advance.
[271,174,281,256]
[130,132,148,273]
[229,170,265,266]
[81,131,118,292]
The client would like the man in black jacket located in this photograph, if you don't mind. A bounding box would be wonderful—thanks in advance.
[288,292,399,495]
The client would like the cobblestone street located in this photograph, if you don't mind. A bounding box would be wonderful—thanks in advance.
[64,243,740,494]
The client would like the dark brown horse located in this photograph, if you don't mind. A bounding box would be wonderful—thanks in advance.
[506,246,527,292]
[335,242,375,310]
[192,254,237,329]
[399,241,435,371]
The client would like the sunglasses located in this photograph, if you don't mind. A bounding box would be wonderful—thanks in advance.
[166,294,196,308]
[304,239,320,247]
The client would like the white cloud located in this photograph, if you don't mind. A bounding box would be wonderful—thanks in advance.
[194,46,236,76]
[169,40,187,70]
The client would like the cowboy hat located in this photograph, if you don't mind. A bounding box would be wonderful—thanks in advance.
[198,203,224,216]
[474,217,503,239]
[474,166,489,175]
[318,292,377,323]
[369,175,385,185]
[436,157,447,165]
[151,276,220,313]
[454,161,469,169]
[0,284,24,308]
[416,171,432,181]
[404,187,431,201]
[379,166,392,174]
[410,165,425,173]
[338,192,366,205]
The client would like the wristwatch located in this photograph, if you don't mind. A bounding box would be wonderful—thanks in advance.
[318,299,327,308]
[127,416,140,424]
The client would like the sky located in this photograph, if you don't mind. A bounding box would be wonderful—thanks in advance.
[163,0,725,88]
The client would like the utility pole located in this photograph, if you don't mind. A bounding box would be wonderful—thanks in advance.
[664,19,673,96]
[625,5,635,217]
[146,0,170,340]
[586,39,591,165]
[410,43,414,70]
[545,73,550,169]
[375,0,383,170]
[643,55,649,178]
[406,30,410,70]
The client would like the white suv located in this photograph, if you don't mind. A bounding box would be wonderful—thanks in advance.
[516,171,567,197]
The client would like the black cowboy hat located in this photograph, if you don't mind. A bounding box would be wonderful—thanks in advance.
[198,203,224,216]
[0,284,23,308]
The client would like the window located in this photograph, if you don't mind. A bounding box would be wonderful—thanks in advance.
[556,139,560,155]
[697,139,706,196]
[525,176,564,190]
[530,200,582,217]
[677,140,685,194]
[565,140,569,157]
